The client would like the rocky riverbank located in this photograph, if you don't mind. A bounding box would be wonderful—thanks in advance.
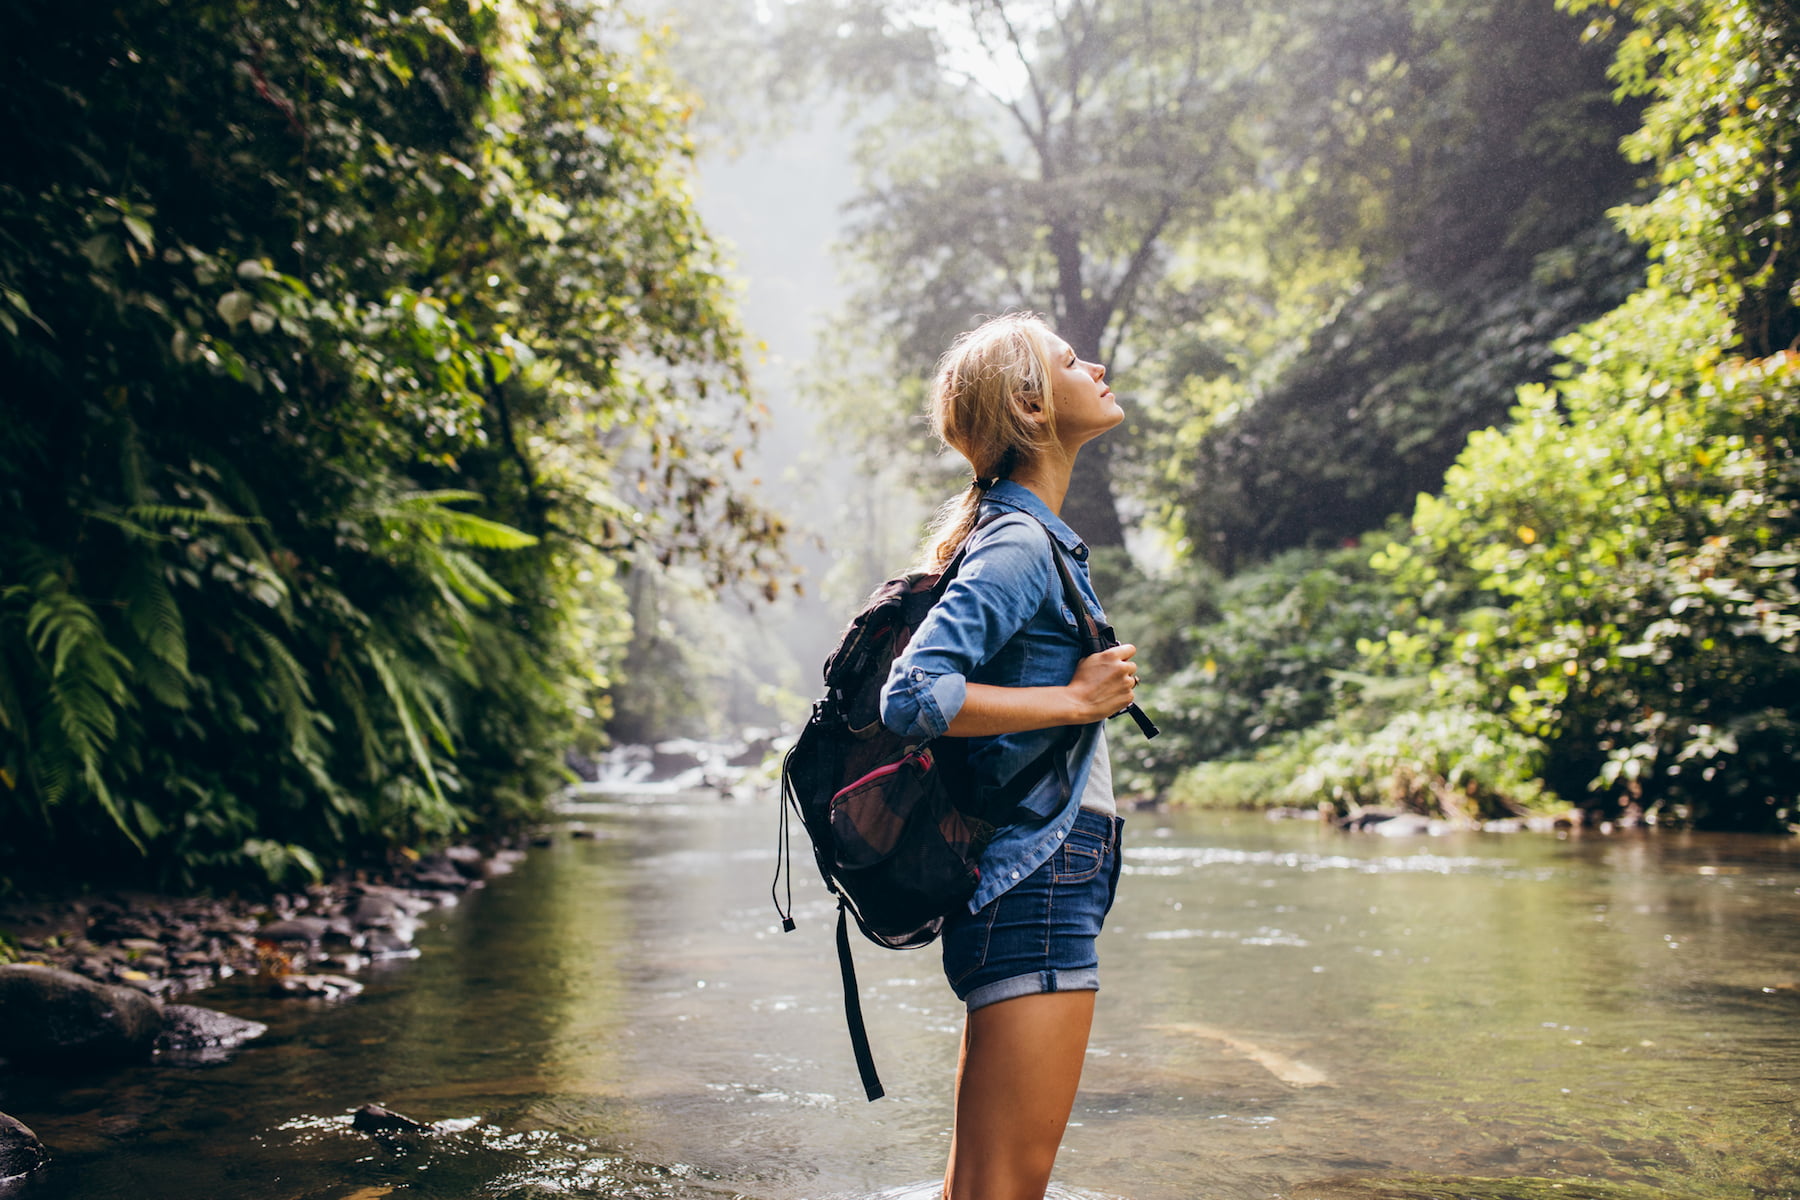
[0,738,772,1193]
[0,843,525,1194]
[0,845,523,1005]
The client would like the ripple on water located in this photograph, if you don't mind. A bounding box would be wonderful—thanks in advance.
[1141,927,1310,947]
[849,1185,1132,1200]
[1124,845,1513,876]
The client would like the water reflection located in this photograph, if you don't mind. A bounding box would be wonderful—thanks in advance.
[1,799,1795,1199]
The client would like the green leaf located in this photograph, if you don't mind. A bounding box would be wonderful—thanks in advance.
[216,291,254,327]
[122,215,154,253]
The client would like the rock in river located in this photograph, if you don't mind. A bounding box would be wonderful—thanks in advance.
[153,1004,268,1061]
[0,1112,50,1185]
[351,1103,432,1133]
[0,964,162,1066]
[256,916,331,945]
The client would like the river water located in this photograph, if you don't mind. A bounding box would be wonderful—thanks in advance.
[5,795,1798,1200]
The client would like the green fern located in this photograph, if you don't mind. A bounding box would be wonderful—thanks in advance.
[82,504,266,544]
[241,618,320,758]
[388,490,540,550]
[122,552,192,708]
[362,638,447,809]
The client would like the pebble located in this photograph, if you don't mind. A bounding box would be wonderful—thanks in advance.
[273,974,364,1000]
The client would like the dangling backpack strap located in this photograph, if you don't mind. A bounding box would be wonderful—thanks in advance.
[836,900,885,1101]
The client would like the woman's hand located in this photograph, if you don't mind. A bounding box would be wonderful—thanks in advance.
[1066,644,1138,723]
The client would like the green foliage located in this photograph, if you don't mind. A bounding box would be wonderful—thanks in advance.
[1109,542,1407,793]
[1147,0,1646,568]
[1158,223,1644,569]
[1292,707,1556,818]
[1164,741,1321,811]
[1346,0,1800,829]
[0,0,782,888]
[1136,0,1800,831]
[1571,0,1800,355]
[1377,293,1800,827]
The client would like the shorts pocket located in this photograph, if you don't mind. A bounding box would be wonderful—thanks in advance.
[1051,828,1106,884]
[943,903,1000,989]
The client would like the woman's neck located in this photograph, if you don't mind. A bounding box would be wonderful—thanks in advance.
[1007,451,1075,517]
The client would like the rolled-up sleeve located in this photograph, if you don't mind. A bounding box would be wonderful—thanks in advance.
[879,516,1050,739]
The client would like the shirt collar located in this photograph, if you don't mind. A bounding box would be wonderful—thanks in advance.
[980,479,1092,562]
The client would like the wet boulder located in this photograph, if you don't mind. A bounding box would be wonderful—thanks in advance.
[441,845,487,879]
[256,917,331,945]
[153,1004,269,1062]
[349,891,413,929]
[0,964,163,1066]
[1338,807,1402,831]
[406,855,472,891]
[0,1112,49,1186]
[1370,813,1437,837]
[351,1103,431,1133]
[362,928,418,959]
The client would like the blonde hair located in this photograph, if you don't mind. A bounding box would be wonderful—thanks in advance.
[918,312,1060,571]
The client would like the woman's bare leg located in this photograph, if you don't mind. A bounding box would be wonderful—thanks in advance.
[942,990,1096,1200]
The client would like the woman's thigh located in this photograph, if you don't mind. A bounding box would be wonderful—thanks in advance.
[945,990,1096,1200]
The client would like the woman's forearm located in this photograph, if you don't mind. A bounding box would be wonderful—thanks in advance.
[943,646,1140,737]
[943,683,1087,737]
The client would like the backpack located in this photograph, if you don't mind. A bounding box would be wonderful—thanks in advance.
[771,511,1156,1101]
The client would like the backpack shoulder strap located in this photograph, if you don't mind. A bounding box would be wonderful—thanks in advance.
[1042,529,1161,740]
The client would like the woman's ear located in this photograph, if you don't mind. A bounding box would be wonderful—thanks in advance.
[1015,390,1046,423]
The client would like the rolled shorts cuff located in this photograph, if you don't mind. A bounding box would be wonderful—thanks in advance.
[963,965,1100,1013]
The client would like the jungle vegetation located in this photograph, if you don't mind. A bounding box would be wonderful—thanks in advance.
[0,0,786,890]
[772,0,1798,831]
[4,0,1794,900]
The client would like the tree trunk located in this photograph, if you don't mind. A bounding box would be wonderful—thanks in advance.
[1058,309,1128,550]
[1063,438,1126,549]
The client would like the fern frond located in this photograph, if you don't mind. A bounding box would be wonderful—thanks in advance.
[83,505,267,544]
[84,769,146,854]
[123,551,192,707]
[386,645,457,752]
[373,490,539,549]
[241,619,319,757]
[325,662,382,781]
[362,639,446,809]
[438,546,516,605]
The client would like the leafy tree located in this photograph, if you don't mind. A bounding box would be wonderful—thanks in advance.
[1147,0,1646,568]
[768,0,1323,546]
[0,0,781,887]
[1357,0,1800,829]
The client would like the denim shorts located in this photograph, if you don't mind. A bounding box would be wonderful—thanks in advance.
[941,809,1125,1012]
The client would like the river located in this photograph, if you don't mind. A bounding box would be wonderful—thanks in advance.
[5,794,1798,1199]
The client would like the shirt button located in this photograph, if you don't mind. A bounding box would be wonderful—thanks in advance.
[1010,870,1021,880]
[1056,830,1065,839]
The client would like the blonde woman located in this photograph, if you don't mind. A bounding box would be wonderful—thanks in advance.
[880,312,1139,1200]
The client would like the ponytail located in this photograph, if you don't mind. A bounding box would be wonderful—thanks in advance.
[914,315,1055,571]
[919,481,989,573]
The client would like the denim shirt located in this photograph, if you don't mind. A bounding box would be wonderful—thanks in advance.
[879,480,1106,913]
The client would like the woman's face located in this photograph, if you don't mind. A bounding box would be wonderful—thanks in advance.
[1040,333,1122,451]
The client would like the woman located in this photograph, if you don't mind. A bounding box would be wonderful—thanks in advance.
[880,312,1140,1200]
